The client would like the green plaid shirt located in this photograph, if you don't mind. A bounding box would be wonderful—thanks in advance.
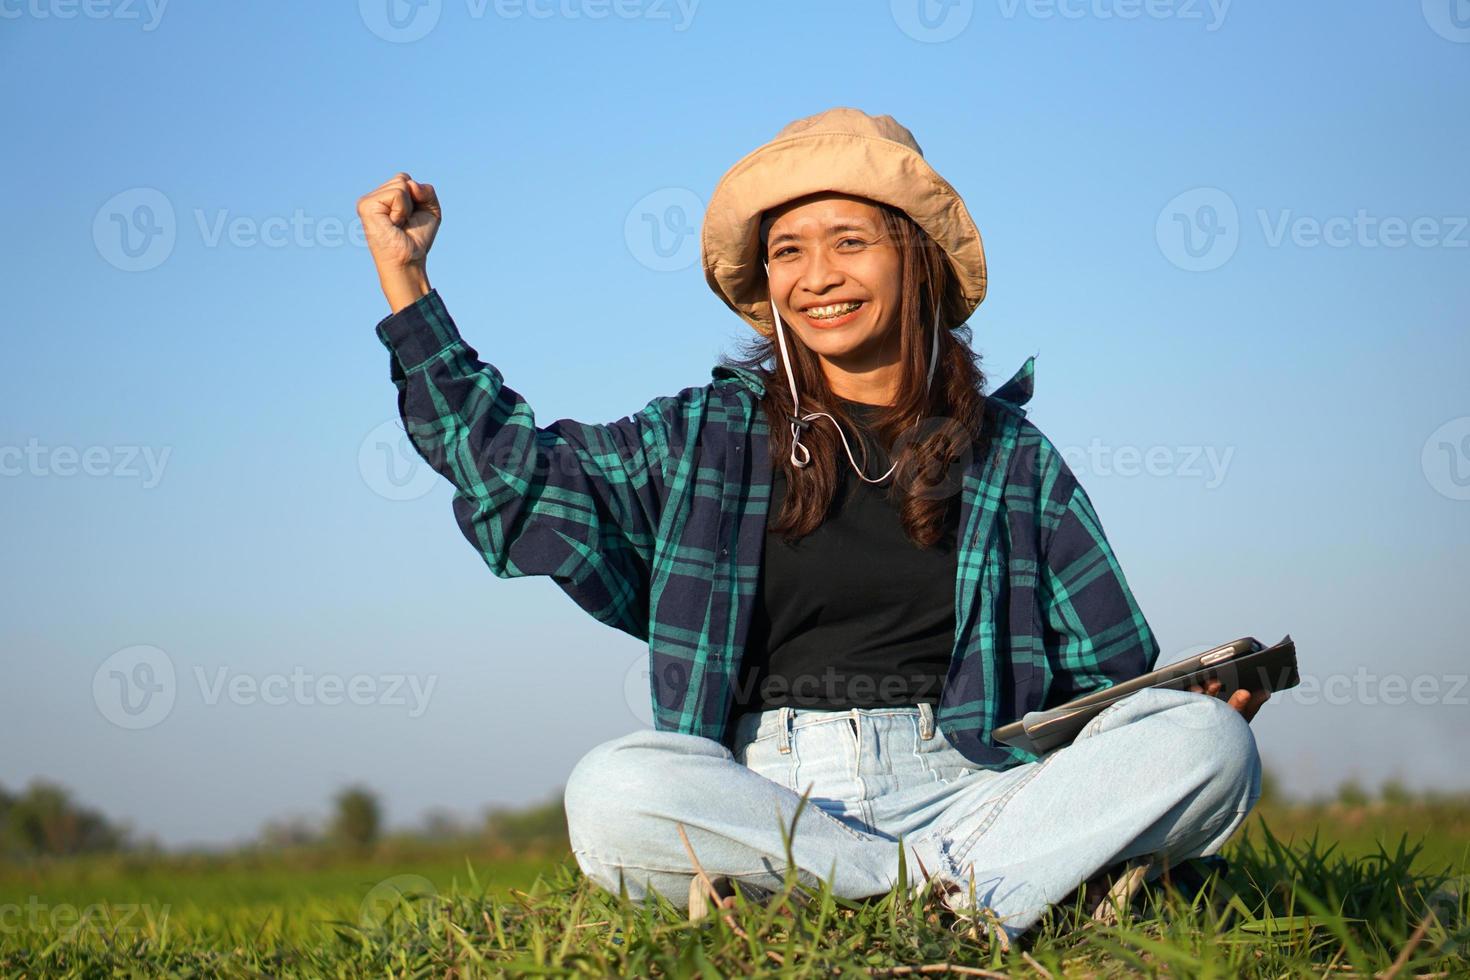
[376,290,1160,768]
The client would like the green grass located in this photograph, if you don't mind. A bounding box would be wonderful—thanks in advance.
[1,808,1467,977]
[0,843,552,948]
[1241,799,1470,876]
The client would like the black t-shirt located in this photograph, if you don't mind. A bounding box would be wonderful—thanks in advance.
[733,398,960,715]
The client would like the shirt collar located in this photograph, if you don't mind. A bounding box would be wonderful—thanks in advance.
[988,354,1036,416]
[710,362,767,395]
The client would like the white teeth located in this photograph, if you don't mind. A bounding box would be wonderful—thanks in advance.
[805,301,862,319]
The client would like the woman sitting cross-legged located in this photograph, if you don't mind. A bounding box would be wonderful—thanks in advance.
[356,106,1267,946]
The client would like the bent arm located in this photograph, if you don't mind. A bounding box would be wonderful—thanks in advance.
[375,290,676,639]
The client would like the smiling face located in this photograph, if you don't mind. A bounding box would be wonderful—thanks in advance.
[762,193,905,400]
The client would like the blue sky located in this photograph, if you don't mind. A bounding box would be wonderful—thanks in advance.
[1,1,1467,847]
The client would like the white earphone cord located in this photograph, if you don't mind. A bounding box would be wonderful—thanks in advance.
[763,261,941,484]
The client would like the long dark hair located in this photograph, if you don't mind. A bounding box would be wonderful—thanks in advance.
[721,202,991,549]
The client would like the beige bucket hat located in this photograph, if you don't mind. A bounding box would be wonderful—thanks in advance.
[701,106,988,337]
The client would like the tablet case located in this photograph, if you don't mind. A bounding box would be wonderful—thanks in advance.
[992,635,1299,756]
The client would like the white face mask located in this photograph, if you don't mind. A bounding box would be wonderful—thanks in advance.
[763,259,941,484]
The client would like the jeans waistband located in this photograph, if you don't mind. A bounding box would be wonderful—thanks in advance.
[734,702,937,755]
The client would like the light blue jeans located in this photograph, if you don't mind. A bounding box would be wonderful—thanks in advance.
[564,687,1261,940]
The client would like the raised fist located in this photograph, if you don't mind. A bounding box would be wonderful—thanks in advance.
[358,172,441,269]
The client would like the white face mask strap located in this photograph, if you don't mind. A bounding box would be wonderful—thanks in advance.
[766,269,813,469]
[763,261,942,484]
[924,294,941,392]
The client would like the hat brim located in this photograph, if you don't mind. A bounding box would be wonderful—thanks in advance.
[701,131,987,336]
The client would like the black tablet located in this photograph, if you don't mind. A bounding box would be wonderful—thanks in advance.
[992,635,1299,756]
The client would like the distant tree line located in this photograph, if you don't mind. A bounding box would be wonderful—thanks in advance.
[255,786,568,854]
[1256,767,1468,810]
[1,778,570,860]
[0,781,130,858]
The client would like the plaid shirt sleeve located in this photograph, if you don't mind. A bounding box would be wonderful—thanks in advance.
[1037,471,1162,704]
[374,290,679,641]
